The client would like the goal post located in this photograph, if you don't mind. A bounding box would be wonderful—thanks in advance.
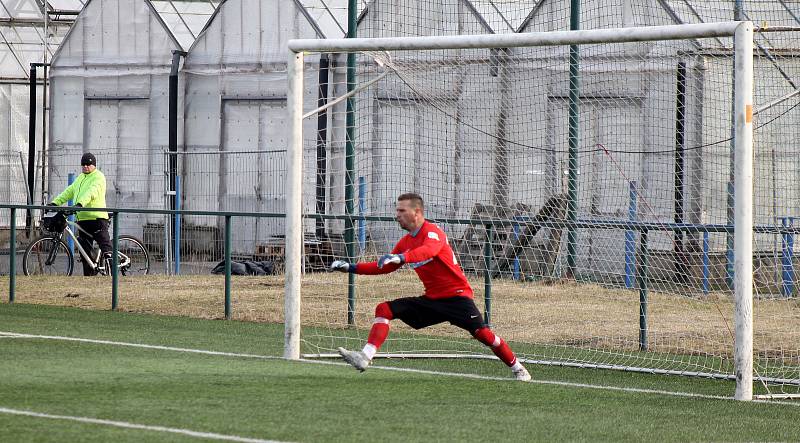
[286,22,761,399]
[285,50,304,361]
[732,22,754,402]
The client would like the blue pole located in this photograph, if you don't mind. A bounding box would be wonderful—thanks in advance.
[625,181,637,288]
[726,181,734,289]
[67,173,75,255]
[512,220,520,280]
[782,217,794,297]
[702,231,710,295]
[358,176,366,253]
[174,175,181,275]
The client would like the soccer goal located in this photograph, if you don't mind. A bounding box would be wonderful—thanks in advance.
[285,21,799,401]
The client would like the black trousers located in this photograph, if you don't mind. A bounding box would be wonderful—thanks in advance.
[76,219,111,276]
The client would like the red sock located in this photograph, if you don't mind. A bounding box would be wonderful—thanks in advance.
[474,327,517,367]
[367,321,389,349]
[366,302,393,350]
[491,339,517,367]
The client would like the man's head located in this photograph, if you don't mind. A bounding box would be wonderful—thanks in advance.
[80,152,97,174]
[396,193,425,232]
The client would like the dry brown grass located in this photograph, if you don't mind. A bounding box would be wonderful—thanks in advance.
[5,272,800,357]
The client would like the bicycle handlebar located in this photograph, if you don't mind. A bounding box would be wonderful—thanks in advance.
[44,208,76,216]
[44,207,116,219]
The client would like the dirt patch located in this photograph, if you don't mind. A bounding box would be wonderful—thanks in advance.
[6,272,800,360]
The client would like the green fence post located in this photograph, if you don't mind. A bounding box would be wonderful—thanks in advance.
[345,0,358,327]
[638,230,649,351]
[9,207,16,303]
[566,0,582,278]
[483,223,493,326]
[224,215,231,320]
[111,212,119,311]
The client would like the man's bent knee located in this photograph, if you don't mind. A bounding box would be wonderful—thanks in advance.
[375,302,394,321]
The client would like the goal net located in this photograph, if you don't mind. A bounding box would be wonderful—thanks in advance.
[286,22,800,400]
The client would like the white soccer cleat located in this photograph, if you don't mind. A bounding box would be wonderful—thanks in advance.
[338,347,370,372]
[513,366,531,382]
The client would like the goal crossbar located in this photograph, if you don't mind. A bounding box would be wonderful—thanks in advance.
[288,22,742,53]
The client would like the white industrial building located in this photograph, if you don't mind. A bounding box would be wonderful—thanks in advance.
[35,0,800,282]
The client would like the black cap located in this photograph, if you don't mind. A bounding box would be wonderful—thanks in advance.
[80,152,96,166]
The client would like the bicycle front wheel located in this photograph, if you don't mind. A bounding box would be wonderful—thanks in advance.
[23,236,74,276]
[117,235,150,275]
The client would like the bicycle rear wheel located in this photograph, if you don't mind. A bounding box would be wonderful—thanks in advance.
[117,235,150,275]
[23,236,74,276]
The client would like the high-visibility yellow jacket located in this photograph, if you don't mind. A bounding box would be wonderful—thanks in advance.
[51,169,109,221]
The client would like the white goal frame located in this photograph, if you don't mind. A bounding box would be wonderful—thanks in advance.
[285,22,755,400]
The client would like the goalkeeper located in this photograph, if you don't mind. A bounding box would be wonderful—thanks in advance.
[331,193,531,381]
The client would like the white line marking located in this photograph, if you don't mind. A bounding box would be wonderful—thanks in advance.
[0,332,281,360]
[3,331,799,407]
[0,407,284,443]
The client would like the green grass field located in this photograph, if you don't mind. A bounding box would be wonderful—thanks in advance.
[1,303,799,442]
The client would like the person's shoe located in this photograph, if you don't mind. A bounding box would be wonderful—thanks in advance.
[337,347,370,372]
[513,365,531,382]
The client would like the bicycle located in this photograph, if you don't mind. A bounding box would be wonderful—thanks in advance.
[22,210,150,276]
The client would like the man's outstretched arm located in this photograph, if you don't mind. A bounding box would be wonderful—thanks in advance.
[330,258,401,275]
[330,245,403,275]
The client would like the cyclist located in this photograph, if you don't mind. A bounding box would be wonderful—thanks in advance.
[48,152,112,276]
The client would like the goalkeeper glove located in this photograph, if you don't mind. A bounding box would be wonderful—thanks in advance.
[330,260,356,273]
[378,254,405,269]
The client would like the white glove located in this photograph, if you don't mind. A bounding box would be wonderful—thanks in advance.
[330,260,352,273]
[378,254,405,269]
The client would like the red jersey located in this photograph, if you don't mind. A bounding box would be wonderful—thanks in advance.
[355,221,474,299]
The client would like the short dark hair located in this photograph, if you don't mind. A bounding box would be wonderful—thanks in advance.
[398,193,424,210]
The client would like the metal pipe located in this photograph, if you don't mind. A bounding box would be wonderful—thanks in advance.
[67,173,75,255]
[26,64,37,237]
[358,176,366,252]
[111,213,119,311]
[345,0,358,327]
[483,224,493,326]
[224,215,231,320]
[566,0,581,277]
[284,51,305,360]
[41,63,48,206]
[753,89,800,116]
[782,218,794,297]
[302,71,388,120]
[316,55,330,238]
[638,230,649,351]
[9,208,15,303]
[674,62,687,284]
[702,231,710,295]
[169,50,186,266]
[625,181,637,288]
[289,22,745,53]
[733,21,754,402]
[175,176,181,275]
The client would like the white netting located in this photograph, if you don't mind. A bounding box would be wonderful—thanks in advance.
[291,22,799,398]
